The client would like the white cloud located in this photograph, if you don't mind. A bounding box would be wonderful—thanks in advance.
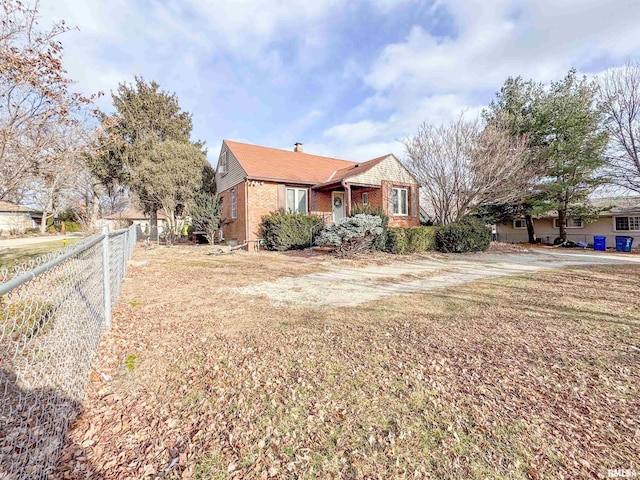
[322,0,640,162]
[366,0,640,95]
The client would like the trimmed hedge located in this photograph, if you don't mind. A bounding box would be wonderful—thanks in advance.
[435,219,490,253]
[261,209,323,251]
[386,226,438,254]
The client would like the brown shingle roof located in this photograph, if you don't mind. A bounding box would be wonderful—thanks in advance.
[225,140,358,184]
[0,201,35,213]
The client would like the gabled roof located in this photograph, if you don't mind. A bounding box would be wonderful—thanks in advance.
[225,140,366,184]
[314,154,391,188]
[104,209,167,220]
[0,201,35,213]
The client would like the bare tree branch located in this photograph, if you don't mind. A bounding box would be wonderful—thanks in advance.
[598,60,640,193]
[402,115,532,225]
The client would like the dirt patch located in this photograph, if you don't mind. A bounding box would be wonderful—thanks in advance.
[233,249,640,307]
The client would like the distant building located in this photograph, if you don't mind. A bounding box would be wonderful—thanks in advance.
[0,201,39,235]
[103,209,167,236]
[495,197,640,248]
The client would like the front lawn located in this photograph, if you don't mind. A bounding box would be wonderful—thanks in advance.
[0,238,82,270]
[56,248,639,479]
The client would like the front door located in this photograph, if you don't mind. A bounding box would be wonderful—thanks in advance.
[332,191,345,223]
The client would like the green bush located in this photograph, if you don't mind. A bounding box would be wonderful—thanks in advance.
[261,209,324,251]
[386,226,437,254]
[62,221,82,232]
[435,219,490,253]
[315,214,384,256]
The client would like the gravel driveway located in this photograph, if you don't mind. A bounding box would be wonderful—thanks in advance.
[235,249,640,307]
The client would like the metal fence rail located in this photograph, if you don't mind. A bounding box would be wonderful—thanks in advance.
[0,225,136,479]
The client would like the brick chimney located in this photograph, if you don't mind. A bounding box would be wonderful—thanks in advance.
[294,142,303,153]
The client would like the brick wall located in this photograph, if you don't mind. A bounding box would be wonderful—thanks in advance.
[311,190,332,215]
[352,188,382,208]
[381,180,420,227]
[246,181,279,242]
[219,182,246,243]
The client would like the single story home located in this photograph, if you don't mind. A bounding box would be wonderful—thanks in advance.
[215,140,420,246]
[0,201,39,235]
[496,196,640,249]
[103,208,167,236]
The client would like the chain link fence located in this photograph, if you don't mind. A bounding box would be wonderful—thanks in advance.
[0,225,136,479]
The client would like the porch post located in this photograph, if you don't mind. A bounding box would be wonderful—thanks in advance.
[345,183,351,216]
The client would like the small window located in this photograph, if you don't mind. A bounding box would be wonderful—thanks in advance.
[615,216,640,231]
[392,188,408,216]
[554,218,583,228]
[513,219,527,229]
[230,187,237,219]
[219,151,228,175]
[362,192,368,205]
[286,188,308,214]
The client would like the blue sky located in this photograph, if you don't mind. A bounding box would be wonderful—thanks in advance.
[40,0,640,165]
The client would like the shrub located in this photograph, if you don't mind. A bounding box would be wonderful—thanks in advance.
[435,219,490,253]
[261,209,324,251]
[315,214,384,256]
[350,203,388,250]
[386,226,437,254]
[62,221,82,232]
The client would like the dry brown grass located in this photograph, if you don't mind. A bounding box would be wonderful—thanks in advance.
[55,246,640,480]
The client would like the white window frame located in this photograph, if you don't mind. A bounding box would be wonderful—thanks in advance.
[362,192,369,205]
[392,187,408,216]
[286,187,308,214]
[219,151,228,176]
[553,217,583,229]
[614,215,640,231]
[230,187,237,219]
[513,219,527,229]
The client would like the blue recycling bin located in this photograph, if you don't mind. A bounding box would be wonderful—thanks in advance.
[615,236,633,252]
[593,236,606,251]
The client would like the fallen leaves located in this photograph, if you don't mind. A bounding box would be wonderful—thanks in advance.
[52,247,640,479]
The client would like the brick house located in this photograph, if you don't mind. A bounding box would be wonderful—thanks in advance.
[215,140,420,247]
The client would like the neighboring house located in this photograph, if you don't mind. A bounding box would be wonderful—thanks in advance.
[215,140,420,246]
[0,201,39,235]
[103,209,167,236]
[496,196,640,248]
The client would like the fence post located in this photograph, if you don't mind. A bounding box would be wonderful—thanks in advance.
[121,231,126,280]
[102,226,112,329]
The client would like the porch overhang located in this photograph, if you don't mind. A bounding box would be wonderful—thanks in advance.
[312,180,380,191]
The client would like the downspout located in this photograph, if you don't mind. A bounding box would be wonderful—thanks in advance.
[244,176,249,245]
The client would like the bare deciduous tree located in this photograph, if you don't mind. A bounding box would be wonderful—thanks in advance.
[402,115,532,225]
[1,0,94,201]
[598,60,640,193]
